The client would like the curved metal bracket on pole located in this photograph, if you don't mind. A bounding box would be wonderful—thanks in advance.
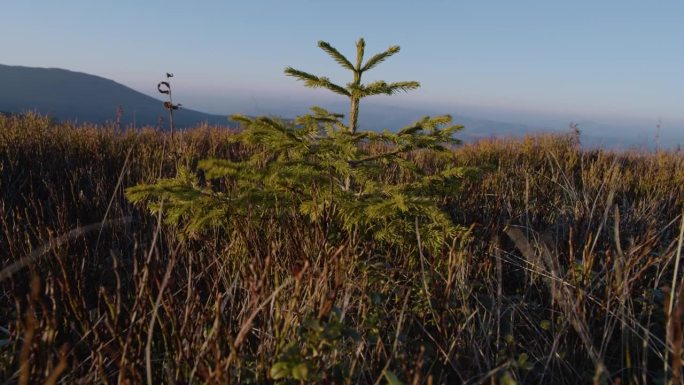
[157,82,171,94]
[157,73,181,138]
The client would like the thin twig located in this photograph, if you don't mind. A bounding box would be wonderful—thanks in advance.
[373,289,410,385]
[0,217,132,282]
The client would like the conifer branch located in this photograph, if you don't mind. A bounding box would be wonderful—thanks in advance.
[318,41,355,71]
[283,67,319,83]
[284,67,351,96]
[355,38,365,70]
[318,78,352,97]
[361,46,400,72]
[347,148,404,166]
[362,81,421,97]
[386,81,421,93]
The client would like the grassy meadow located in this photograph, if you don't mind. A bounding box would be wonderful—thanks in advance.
[2,112,684,384]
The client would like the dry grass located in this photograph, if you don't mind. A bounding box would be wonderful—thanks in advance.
[1,114,684,384]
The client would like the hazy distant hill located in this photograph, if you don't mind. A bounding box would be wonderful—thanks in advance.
[0,64,552,138]
[251,98,556,141]
[0,64,228,127]
[2,64,677,149]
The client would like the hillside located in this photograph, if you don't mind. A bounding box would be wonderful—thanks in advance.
[0,64,228,127]
[0,64,546,138]
[2,115,684,383]
[4,64,670,150]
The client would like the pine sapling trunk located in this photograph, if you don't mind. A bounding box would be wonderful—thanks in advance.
[349,69,361,134]
[349,97,359,134]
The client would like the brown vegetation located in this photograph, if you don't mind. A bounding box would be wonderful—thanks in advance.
[1,113,684,384]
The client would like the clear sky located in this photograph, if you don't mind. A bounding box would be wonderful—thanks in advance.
[2,0,683,129]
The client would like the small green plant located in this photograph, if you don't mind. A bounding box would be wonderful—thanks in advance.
[270,311,357,382]
[126,38,472,252]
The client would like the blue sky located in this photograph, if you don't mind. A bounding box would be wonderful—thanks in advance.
[2,0,683,130]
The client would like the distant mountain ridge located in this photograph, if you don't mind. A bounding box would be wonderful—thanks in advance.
[0,64,227,128]
[0,64,555,138]
[2,64,678,149]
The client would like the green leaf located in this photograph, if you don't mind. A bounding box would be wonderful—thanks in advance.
[291,363,309,380]
[518,352,534,370]
[383,369,404,385]
[499,372,518,385]
[270,362,290,380]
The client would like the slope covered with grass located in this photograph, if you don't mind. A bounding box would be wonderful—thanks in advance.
[2,113,684,384]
